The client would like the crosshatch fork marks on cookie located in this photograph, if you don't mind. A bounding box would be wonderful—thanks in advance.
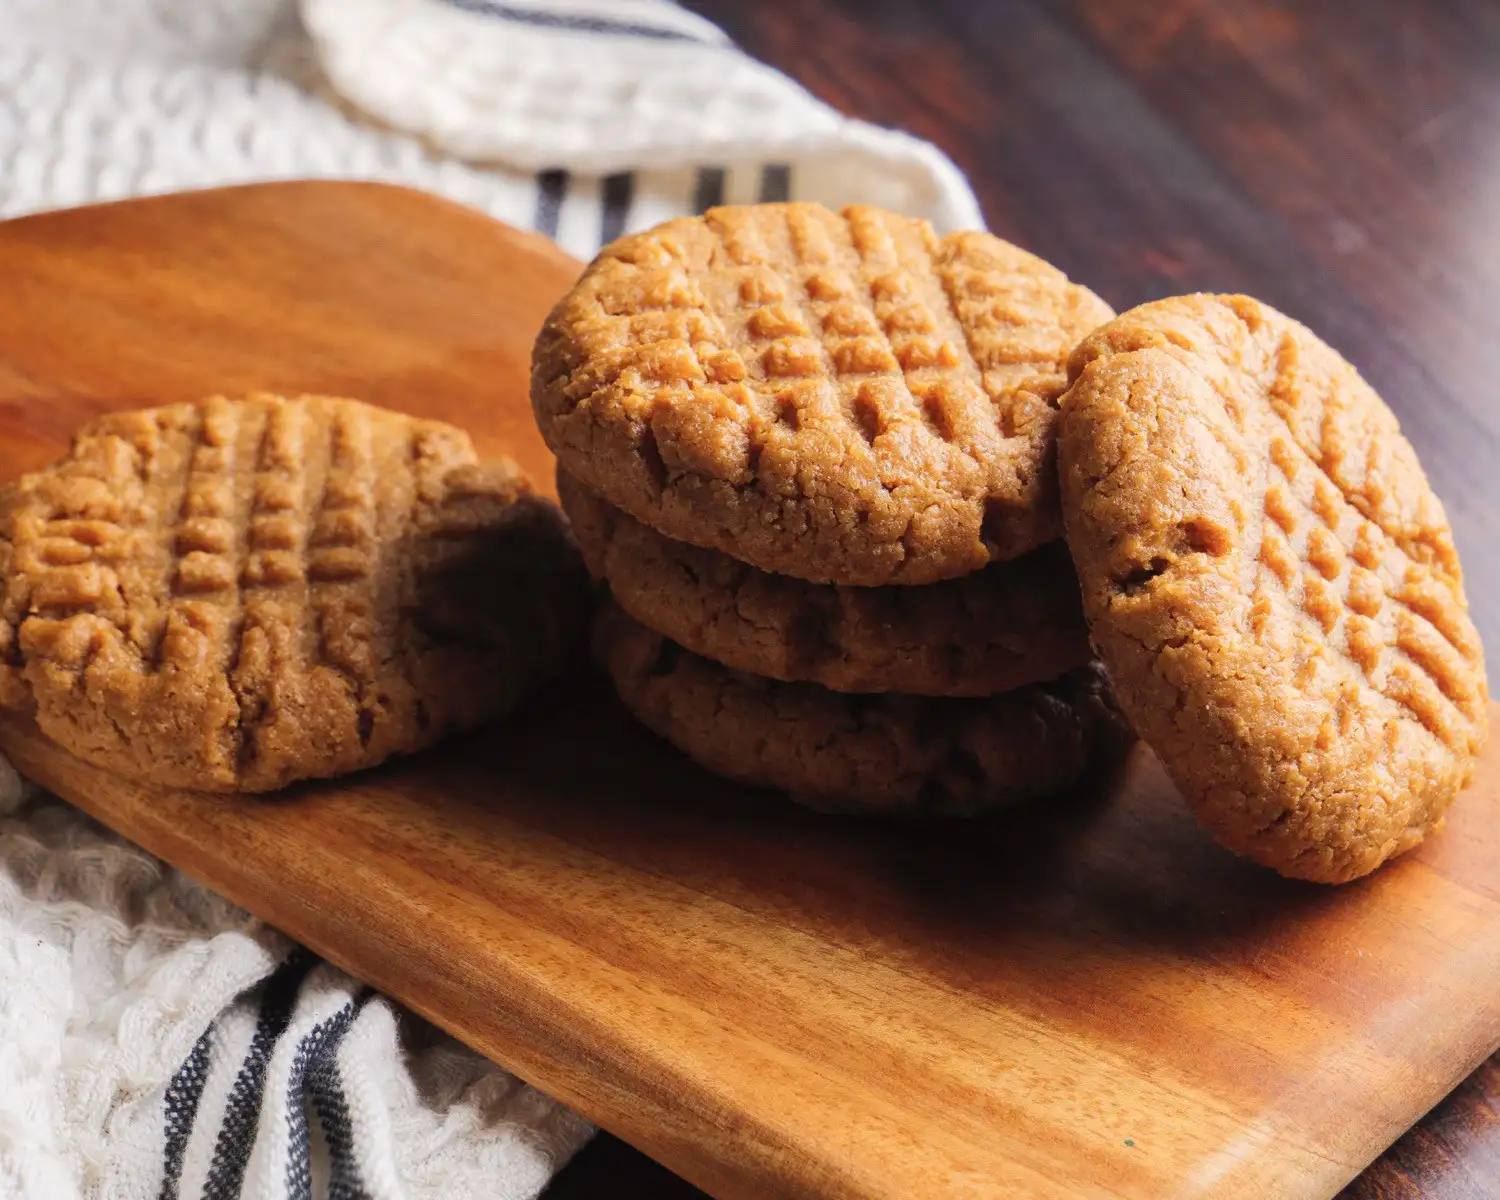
[1194,299,1485,762]
[0,393,588,792]
[531,202,1115,585]
[1060,294,1488,882]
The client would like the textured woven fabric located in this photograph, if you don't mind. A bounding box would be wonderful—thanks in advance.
[0,0,979,260]
[0,783,593,1200]
[0,2,979,1196]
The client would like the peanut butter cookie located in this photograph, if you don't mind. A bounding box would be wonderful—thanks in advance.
[560,468,1090,696]
[1058,295,1488,882]
[533,202,1113,586]
[0,394,589,791]
[594,600,1132,815]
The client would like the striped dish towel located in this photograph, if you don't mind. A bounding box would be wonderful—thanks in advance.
[0,2,979,1198]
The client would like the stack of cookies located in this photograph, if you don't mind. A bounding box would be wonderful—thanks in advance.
[532,203,1134,817]
[534,202,1490,883]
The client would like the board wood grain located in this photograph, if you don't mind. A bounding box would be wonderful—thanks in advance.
[1,183,1498,1200]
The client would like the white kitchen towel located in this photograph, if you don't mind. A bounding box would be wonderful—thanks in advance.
[0,2,980,1198]
[0,0,980,259]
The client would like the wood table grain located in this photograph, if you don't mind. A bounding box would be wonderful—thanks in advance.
[549,1,1500,1196]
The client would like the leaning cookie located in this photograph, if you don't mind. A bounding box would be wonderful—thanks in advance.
[0,394,591,792]
[560,468,1091,696]
[534,202,1114,586]
[594,600,1132,816]
[1057,294,1488,883]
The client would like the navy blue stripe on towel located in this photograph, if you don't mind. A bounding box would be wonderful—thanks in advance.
[759,164,791,203]
[202,950,318,1200]
[693,166,726,213]
[312,996,376,1200]
[440,0,719,44]
[285,992,372,1200]
[159,1025,214,1200]
[535,169,569,239]
[600,172,635,246]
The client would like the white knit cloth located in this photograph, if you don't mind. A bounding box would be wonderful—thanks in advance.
[0,3,979,1198]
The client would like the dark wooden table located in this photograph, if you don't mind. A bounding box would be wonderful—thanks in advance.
[548,1,1500,1195]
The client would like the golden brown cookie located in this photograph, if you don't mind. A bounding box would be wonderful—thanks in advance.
[533,202,1113,586]
[594,600,1132,815]
[1057,294,1488,883]
[559,467,1091,696]
[0,394,590,792]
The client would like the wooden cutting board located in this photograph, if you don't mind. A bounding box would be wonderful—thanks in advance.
[2,182,1498,1200]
